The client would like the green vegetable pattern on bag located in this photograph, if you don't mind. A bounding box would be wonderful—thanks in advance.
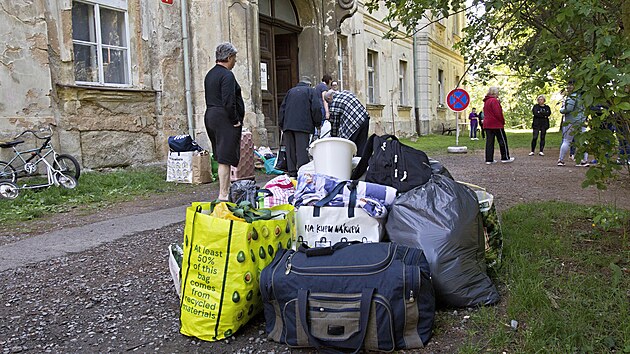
[481,203,503,269]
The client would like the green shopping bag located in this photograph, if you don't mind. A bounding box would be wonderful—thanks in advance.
[179,202,295,341]
[458,182,504,269]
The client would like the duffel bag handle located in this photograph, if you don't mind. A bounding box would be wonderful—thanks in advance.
[299,240,362,257]
[297,288,374,354]
[312,181,357,218]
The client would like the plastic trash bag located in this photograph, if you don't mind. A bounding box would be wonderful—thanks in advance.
[385,174,500,308]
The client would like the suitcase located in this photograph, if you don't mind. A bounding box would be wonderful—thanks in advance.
[231,131,255,181]
[260,242,435,352]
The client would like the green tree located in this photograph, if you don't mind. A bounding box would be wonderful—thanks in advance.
[367,0,630,188]
[469,66,562,129]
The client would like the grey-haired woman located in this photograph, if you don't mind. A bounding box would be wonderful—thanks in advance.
[204,42,245,200]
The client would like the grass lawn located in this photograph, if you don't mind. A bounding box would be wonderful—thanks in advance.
[402,129,562,155]
[0,166,202,225]
[459,201,629,353]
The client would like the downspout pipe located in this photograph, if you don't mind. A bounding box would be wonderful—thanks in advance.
[412,34,421,136]
[181,0,195,138]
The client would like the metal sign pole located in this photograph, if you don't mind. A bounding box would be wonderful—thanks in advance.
[455,112,460,146]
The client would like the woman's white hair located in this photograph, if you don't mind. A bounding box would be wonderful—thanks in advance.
[536,94,546,102]
[215,42,238,62]
[487,86,500,97]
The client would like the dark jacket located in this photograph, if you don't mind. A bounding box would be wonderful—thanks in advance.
[532,104,551,130]
[482,95,505,129]
[204,65,245,125]
[279,82,322,134]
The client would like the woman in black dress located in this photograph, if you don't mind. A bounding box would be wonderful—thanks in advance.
[204,42,245,200]
[529,95,551,156]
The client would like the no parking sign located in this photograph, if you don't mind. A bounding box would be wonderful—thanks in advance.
[446,89,470,112]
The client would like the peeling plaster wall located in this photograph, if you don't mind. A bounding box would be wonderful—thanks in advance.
[0,0,191,168]
[188,0,262,149]
[0,0,55,162]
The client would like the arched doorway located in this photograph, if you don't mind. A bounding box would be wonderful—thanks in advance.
[258,0,301,147]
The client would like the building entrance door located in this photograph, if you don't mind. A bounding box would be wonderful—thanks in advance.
[259,17,300,148]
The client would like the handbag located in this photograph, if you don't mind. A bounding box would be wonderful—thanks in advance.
[179,202,295,342]
[351,134,432,192]
[168,134,203,152]
[295,180,385,248]
[273,132,288,172]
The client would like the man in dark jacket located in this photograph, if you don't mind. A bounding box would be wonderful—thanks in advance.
[279,77,322,177]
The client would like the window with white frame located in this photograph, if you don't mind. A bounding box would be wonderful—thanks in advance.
[438,69,445,104]
[367,50,377,104]
[72,0,131,86]
[399,60,407,106]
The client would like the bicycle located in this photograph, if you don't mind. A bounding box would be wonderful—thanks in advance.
[0,125,81,199]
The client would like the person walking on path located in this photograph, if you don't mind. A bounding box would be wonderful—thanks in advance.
[529,95,552,156]
[469,108,479,140]
[325,89,370,156]
[483,86,514,164]
[279,76,322,177]
[204,42,245,201]
[558,80,589,167]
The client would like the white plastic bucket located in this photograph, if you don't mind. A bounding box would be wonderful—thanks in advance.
[309,138,357,179]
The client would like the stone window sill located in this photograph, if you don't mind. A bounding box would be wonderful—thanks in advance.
[57,83,158,94]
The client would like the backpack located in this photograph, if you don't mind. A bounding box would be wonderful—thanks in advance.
[350,134,432,193]
[168,135,203,152]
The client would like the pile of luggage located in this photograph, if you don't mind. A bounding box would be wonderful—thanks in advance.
[170,134,503,352]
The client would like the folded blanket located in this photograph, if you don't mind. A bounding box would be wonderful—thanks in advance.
[294,173,397,218]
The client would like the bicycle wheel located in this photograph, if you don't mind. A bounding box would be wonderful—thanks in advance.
[0,181,19,199]
[54,154,81,181]
[0,161,16,182]
[54,172,77,189]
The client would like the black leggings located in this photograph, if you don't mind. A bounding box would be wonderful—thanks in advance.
[531,129,547,152]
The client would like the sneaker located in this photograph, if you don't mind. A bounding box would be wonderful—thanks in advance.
[528,152,535,156]
[557,160,565,166]
[570,155,575,161]
[485,160,497,165]
[577,160,590,167]
[501,157,515,163]
[539,151,545,156]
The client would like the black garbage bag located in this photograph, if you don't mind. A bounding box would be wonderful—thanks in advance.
[386,174,500,308]
[229,180,258,205]
[428,159,454,180]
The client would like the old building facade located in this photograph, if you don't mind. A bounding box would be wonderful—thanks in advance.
[0,0,464,169]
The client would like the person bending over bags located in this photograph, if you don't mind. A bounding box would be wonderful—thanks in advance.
[324,89,370,156]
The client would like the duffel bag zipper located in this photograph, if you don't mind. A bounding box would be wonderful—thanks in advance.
[284,245,396,276]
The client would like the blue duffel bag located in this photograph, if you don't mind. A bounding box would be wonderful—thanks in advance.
[168,134,203,152]
[260,242,435,352]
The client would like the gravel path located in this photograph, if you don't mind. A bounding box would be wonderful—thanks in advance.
[1,146,628,353]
